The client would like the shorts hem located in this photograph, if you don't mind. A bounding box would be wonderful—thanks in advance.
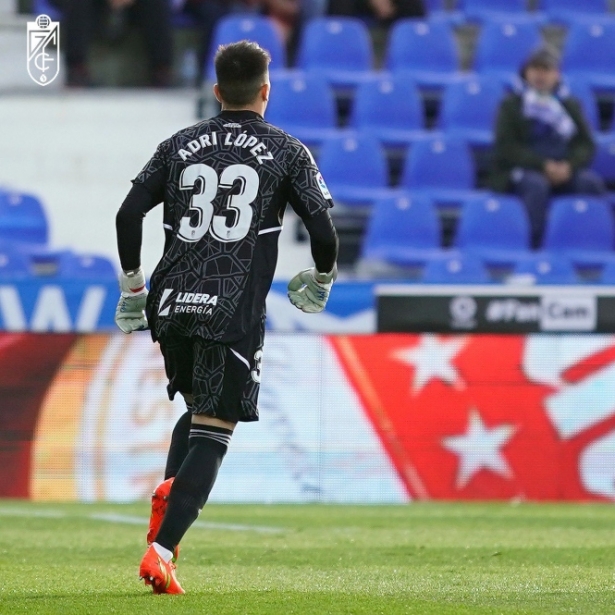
[191,411,259,423]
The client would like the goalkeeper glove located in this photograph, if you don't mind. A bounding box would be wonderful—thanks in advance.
[115,267,148,333]
[287,265,337,313]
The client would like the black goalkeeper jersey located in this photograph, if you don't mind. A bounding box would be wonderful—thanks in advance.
[132,110,334,343]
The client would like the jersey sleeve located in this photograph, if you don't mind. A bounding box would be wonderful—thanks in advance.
[287,142,334,220]
[132,139,170,203]
[116,139,171,272]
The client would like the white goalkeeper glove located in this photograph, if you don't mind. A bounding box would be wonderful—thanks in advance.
[115,267,148,333]
[287,265,337,314]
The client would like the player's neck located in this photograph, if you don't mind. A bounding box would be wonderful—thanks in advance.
[220,102,265,117]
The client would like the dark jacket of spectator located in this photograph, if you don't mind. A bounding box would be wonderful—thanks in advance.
[488,91,596,194]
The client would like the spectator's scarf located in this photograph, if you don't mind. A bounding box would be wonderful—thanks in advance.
[521,85,577,141]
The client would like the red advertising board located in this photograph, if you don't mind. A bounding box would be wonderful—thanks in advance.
[331,334,615,501]
[1,332,615,502]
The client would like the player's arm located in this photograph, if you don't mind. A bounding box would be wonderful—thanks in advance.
[116,182,161,272]
[286,144,339,313]
[114,146,167,333]
[303,210,338,276]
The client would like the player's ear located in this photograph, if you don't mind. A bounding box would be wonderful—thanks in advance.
[261,82,270,102]
[213,83,222,103]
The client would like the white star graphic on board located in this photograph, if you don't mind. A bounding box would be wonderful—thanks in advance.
[442,409,516,489]
[391,334,466,394]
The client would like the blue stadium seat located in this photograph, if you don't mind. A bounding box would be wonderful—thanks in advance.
[511,253,578,284]
[296,17,374,90]
[0,190,49,245]
[25,247,71,278]
[454,195,531,268]
[400,136,481,209]
[360,193,442,268]
[543,196,615,268]
[591,133,615,184]
[461,0,545,24]
[561,20,615,94]
[350,73,426,148]
[422,251,491,284]
[265,73,338,147]
[384,19,464,90]
[59,253,117,281]
[0,244,32,280]
[317,132,393,206]
[438,76,506,147]
[541,0,610,26]
[0,245,69,278]
[205,15,286,80]
[474,20,542,86]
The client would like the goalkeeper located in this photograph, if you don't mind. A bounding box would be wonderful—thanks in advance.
[115,40,338,595]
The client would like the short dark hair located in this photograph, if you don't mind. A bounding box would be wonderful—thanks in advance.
[214,41,271,107]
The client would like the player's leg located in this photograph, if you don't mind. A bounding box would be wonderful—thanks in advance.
[147,402,192,551]
[159,337,195,481]
[151,340,236,560]
[152,321,265,571]
[143,335,194,582]
[164,395,193,481]
[140,335,233,593]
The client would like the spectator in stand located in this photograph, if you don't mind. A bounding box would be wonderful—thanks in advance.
[489,46,606,249]
[60,0,174,87]
[327,0,424,24]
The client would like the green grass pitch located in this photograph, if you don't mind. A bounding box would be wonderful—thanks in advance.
[0,501,613,614]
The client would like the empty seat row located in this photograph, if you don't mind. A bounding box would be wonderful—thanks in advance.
[360,193,615,281]
[269,72,615,154]
[316,133,478,208]
[0,245,117,281]
[0,190,48,245]
[205,15,615,95]
[303,132,615,212]
[390,250,615,285]
[430,0,612,26]
[0,189,117,281]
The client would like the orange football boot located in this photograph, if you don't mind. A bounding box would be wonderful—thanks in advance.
[139,544,185,595]
[147,478,179,562]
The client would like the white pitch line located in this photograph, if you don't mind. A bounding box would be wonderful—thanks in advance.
[0,508,64,518]
[0,508,284,534]
[92,512,284,534]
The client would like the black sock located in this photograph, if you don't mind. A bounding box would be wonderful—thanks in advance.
[154,425,233,552]
[164,410,192,480]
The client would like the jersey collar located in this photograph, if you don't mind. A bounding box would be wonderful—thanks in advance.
[218,110,263,121]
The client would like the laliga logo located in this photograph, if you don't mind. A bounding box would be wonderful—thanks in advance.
[27,14,60,86]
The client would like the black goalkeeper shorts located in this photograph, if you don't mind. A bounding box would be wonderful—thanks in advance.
[159,319,264,423]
